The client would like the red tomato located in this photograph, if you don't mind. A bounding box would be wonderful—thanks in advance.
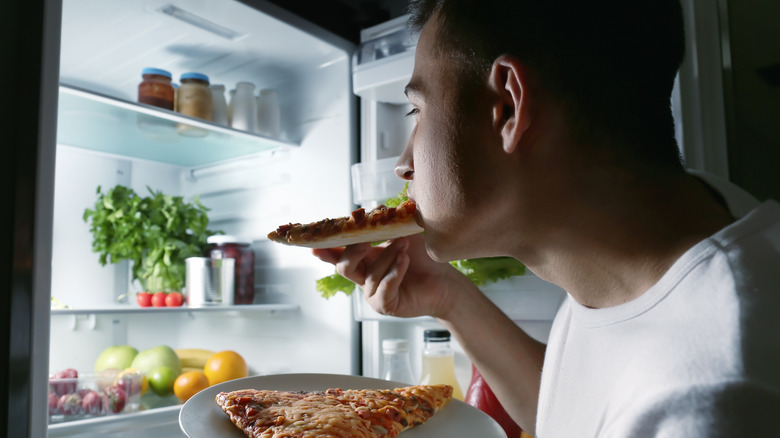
[151,292,167,307]
[136,292,152,307]
[165,292,183,307]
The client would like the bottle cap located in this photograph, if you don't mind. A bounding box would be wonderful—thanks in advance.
[382,339,409,353]
[181,72,210,83]
[207,235,251,245]
[424,329,451,342]
[142,67,172,78]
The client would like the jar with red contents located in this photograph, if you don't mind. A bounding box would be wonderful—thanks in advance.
[138,68,175,110]
[207,235,255,305]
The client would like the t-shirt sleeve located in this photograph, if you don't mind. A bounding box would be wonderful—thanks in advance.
[602,380,780,437]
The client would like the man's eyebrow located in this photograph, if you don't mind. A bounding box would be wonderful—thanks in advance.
[404,81,422,97]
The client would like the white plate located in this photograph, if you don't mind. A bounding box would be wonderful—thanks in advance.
[179,373,505,437]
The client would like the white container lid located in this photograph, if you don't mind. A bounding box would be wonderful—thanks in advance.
[382,339,409,353]
[207,235,252,245]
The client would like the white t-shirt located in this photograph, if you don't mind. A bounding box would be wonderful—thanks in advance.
[536,176,780,437]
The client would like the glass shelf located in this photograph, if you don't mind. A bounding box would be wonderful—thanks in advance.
[47,404,181,437]
[51,303,299,316]
[57,84,297,168]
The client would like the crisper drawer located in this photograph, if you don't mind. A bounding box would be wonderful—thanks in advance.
[352,274,567,322]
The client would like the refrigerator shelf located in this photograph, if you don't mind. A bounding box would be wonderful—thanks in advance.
[57,84,298,168]
[47,404,181,438]
[50,303,299,317]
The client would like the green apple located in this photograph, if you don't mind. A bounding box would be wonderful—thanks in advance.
[147,366,178,397]
[130,345,182,375]
[94,345,139,372]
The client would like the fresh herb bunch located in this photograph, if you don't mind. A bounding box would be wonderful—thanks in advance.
[83,185,221,293]
[315,183,526,298]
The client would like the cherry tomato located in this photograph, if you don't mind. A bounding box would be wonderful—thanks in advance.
[151,292,167,307]
[165,292,183,307]
[136,292,152,307]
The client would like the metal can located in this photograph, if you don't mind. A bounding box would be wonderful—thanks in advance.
[185,257,235,307]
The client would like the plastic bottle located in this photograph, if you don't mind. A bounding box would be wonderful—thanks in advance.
[230,82,257,132]
[207,235,255,305]
[209,84,229,126]
[138,67,174,110]
[256,88,280,138]
[419,329,464,400]
[382,339,415,384]
[466,364,525,437]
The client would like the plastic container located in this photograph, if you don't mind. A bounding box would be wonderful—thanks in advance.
[47,369,143,423]
[419,329,464,400]
[177,72,213,136]
[207,235,255,305]
[138,67,174,110]
[382,339,415,384]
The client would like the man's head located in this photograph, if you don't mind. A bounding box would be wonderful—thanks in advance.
[407,0,686,170]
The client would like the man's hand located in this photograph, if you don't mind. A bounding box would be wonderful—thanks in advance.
[312,234,462,318]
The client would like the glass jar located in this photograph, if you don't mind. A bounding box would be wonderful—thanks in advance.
[138,68,174,110]
[177,72,213,136]
[207,235,255,305]
[419,329,464,400]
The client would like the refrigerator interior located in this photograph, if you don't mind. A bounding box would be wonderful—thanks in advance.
[49,0,357,435]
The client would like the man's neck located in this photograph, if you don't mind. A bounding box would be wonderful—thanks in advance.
[521,172,735,309]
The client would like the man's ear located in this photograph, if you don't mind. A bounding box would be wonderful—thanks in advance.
[488,55,533,154]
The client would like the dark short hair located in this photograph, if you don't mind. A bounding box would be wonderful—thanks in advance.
[408,0,685,170]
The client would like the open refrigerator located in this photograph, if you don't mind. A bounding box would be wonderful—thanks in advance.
[5,0,735,437]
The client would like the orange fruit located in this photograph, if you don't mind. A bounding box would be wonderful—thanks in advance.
[173,370,210,402]
[204,350,248,386]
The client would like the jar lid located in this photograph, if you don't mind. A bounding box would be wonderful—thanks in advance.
[181,72,210,83]
[382,339,409,353]
[424,329,451,342]
[207,234,251,245]
[142,67,172,78]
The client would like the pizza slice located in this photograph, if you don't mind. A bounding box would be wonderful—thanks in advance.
[215,384,453,438]
[267,200,424,249]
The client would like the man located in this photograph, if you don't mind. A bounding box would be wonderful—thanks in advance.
[315,0,780,436]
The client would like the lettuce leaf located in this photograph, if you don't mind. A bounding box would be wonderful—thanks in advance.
[449,257,526,286]
[316,273,357,299]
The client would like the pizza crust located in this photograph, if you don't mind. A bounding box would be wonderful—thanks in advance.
[267,200,424,249]
[269,221,424,249]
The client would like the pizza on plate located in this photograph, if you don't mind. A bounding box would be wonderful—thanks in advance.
[267,200,424,249]
[215,383,453,438]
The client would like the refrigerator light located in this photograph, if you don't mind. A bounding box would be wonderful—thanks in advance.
[159,4,247,41]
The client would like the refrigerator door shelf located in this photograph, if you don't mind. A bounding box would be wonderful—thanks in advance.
[352,50,415,104]
[351,156,406,207]
[57,84,298,168]
[352,274,566,322]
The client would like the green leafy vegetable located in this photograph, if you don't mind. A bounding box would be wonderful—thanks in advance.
[316,273,357,299]
[83,185,221,293]
[449,257,526,286]
[314,182,526,299]
[384,182,409,208]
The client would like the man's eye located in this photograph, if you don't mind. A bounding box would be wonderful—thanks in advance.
[405,108,419,118]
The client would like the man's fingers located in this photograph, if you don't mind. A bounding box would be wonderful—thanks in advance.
[311,247,345,265]
[363,238,409,298]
